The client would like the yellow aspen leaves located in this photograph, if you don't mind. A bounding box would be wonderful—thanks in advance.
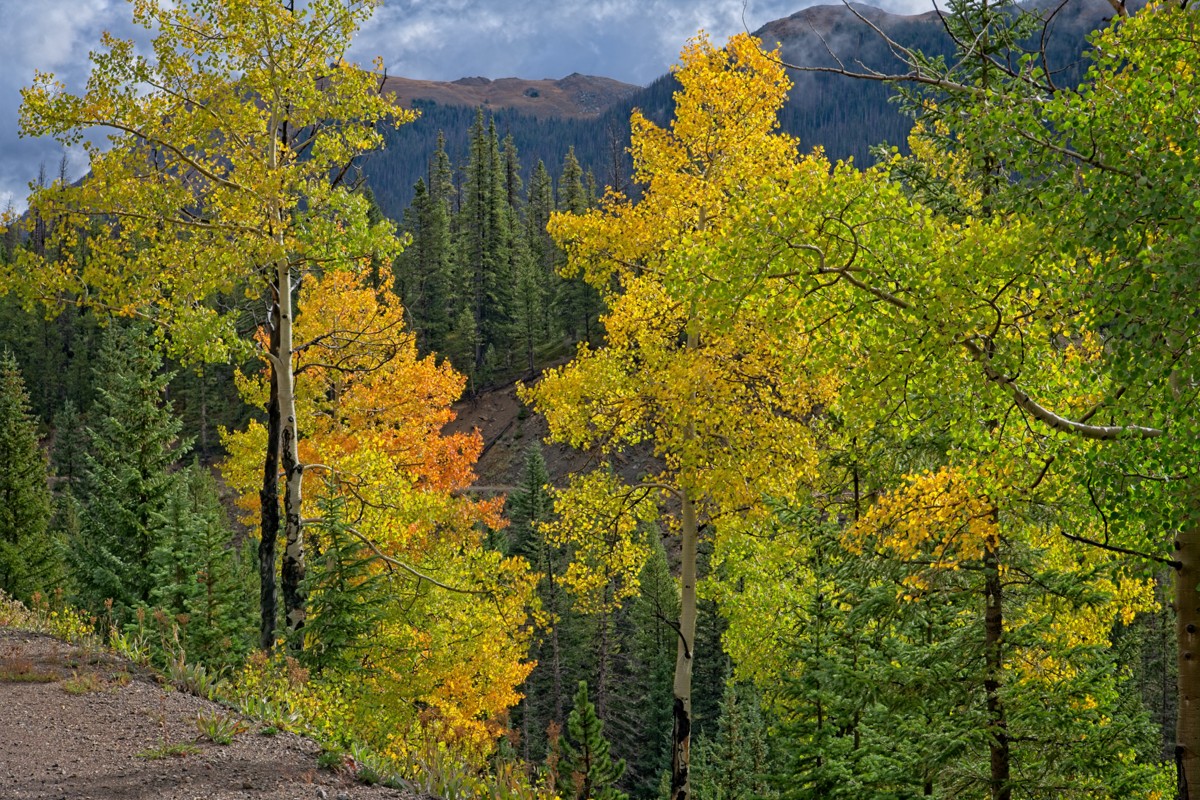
[847,465,1000,569]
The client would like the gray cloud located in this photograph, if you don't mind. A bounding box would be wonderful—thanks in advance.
[0,0,146,210]
[354,0,812,84]
[0,0,934,210]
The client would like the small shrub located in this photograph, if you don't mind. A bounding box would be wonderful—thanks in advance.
[168,657,220,699]
[237,694,303,732]
[108,626,152,666]
[350,743,406,789]
[61,671,105,695]
[195,711,248,745]
[317,747,352,771]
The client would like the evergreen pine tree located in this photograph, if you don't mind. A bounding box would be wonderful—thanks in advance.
[508,444,554,557]
[560,680,629,800]
[71,325,187,620]
[501,133,524,210]
[513,248,544,374]
[445,307,480,392]
[50,399,88,490]
[690,682,778,800]
[526,159,561,346]
[299,483,387,674]
[396,175,454,353]
[0,350,59,602]
[149,460,257,670]
[427,130,460,352]
[557,147,602,344]
[510,444,571,761]
[394,129,460,362]
[502,133,538,374]
[457,110,515,382]
[622,533,681,798]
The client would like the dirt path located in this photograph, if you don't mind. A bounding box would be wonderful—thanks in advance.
[0,628,411,800]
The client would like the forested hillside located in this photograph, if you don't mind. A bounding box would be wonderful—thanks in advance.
[359,0,1125,219]
[1,0,1198,799]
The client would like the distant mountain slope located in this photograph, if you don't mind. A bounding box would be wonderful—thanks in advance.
[380,73,640,119]
[759,0,1126,161]
[361,0,1126,220]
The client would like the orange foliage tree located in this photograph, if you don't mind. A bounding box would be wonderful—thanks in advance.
[223,269,536,754]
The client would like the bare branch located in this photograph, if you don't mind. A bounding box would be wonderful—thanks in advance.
[340,525,485,595]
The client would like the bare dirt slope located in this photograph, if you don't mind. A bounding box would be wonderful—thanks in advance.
[0,628,410,800]
[446,377,661,500]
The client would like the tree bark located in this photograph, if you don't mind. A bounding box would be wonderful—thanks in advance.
[550,569,564,727]
[276,256,306,638]
[258,300,282,652]
[670,488,698,800]
[1175,515,1200,799]
[984,540,1010,800]
[595,609,611,721]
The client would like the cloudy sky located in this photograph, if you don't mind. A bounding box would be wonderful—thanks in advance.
[0,0,931,210]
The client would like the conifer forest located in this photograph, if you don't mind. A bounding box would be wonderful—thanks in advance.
[3,0,1200,798]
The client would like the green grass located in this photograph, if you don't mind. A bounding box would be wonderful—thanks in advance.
[60,671,105,695]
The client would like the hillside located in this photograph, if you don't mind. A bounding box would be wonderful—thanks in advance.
[380,73,639,119]
[0,627,409,800]
[362,0,1125,219]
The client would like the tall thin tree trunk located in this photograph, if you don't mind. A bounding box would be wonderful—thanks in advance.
[595,608,611,721]
[277,256,306,638]
[550,570,564,727]
[258,300,282,652]
[984,539,1010,800]
[670,487,698,800]
[1175,513,1200,799]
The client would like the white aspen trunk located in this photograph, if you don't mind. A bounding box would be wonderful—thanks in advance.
[277,253,306,636]
[669,488,698,800]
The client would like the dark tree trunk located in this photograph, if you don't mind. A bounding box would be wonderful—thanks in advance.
[1175,514,1200,800]
[984,541,1010,800]
[258,302,282,652]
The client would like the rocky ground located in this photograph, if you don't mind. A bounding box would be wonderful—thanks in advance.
[0,628,412,800]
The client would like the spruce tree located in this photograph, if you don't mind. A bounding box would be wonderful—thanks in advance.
[502,133,537,374]
[149,460,256,670]
[298,484,387,674]
[623,534,681,797]
[690,683,778,800]
[560,680,628,800]
[396,176,454,354]
[426,131,460,352]
[71,325,187,620]
[457,110,516,382]
[526,159,561,345]
[513,243,544,373]
[0,350,59,602]
[510,444,570,760]
[50,399,88,490]
[557,147,602,344]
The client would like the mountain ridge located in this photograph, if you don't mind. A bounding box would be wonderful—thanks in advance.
[362,0,1127,219]
[380,72,641,120]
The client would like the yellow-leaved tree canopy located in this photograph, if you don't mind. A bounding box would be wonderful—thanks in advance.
[11,0,413,647]
[523,33,839,800]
